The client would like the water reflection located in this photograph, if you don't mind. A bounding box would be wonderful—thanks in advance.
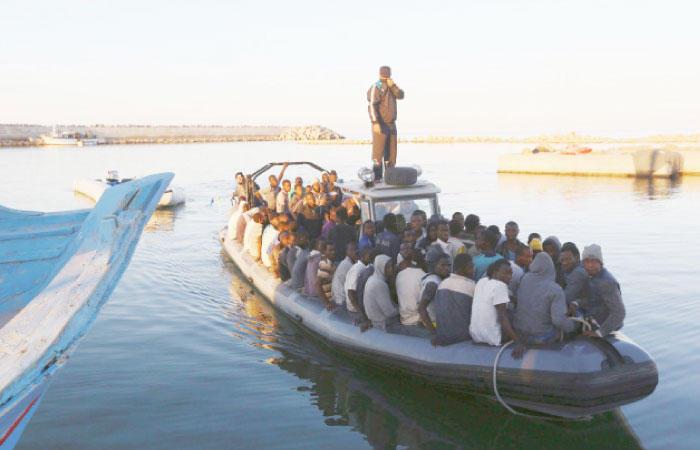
[143,205,183,233]
[219,256,642,449]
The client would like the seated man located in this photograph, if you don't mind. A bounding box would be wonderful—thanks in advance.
[356,249,380,330]
[269,230,289,279]
[345,246,373,316]
[327,207,357,262]
[460,213,480,250]
[375,213,402,261]
[276,179,292,214]
[470,259,523,358]
[514,253,576,345]
[496,221,525,261]
[416,223,438,254]
[261,216,280,268]
[358,220,376,251]
[296,192,322,239]
[302,239,325,297]
[417,252,451,335]
[316,242,336,311]
[289,184,305,214]
[432,253,476,346]
[364,255,399,330]
[473,229,503,280]
[278,231,295,281]
[396,249,427,326]
[257,163,288,211]
[396,242,414,271]
[331,242,358,310]
[289,231,310,290]
[508,244,533,300]
[543,236,566,287]
[321,208,336,238]
[446,219,467,261]
[574,244,626,337]
[529,237,543,257]
[243,212,264,261]
[561,242,588,306]
[409,211,426,241]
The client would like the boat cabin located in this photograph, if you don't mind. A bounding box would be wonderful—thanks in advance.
[244,162,441,224]
[335,175,441,224]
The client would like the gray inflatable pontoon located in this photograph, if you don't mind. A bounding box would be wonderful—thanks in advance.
[220,229,657,418]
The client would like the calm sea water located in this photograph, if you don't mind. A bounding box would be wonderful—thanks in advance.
[1,142,699,449]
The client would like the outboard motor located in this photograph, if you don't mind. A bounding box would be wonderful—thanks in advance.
[106,170,120,185]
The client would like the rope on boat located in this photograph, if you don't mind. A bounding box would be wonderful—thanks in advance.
[493,341,522,416]
[493,316,595,421]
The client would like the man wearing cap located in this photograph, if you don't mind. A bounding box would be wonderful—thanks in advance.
[572,244,626,337]
[368,66,405,181]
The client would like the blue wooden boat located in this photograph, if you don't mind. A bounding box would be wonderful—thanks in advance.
[0,173,173,449]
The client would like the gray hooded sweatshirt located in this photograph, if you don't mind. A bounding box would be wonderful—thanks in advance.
[364,255,399,330]
[514,253,575,338]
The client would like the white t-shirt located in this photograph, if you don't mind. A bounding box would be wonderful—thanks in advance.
[260,226,279,267]
[227,204,244,241]
[276,190,290,213]
[343,261,368,313]
[331,257,354,306]
[469,277,510,346]
[396,267,426,325]
[243,221,263,258]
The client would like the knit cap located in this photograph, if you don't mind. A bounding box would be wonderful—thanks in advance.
[529,238,543,251]
[582,244,604,264]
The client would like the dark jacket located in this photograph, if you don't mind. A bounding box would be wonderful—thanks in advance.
[367,80,404,125]
[296,204,322,239]
[564,262,588,306]
[496,239,525,261]
[278,246,291,281]
[327,223,357,262]
[375,230,401,262]
[579,268,625,336]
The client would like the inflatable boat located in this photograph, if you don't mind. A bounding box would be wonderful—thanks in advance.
[220,162,658,418]
[0,173,172,449]
[73,171,185,208]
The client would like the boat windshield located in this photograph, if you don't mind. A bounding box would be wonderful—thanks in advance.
[372,196,436,222]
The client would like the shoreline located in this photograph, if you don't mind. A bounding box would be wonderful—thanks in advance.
[2,126,700,148]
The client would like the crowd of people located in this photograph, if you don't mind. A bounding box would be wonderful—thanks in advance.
[228,166,626,359]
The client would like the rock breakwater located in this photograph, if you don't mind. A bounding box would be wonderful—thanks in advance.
[279,125,344,140]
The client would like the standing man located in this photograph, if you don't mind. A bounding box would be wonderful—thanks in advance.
[368,65,404,181]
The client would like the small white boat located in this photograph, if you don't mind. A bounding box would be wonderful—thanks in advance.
[0,173,173,449]
[73,171,186,208]
[40,127,105,146]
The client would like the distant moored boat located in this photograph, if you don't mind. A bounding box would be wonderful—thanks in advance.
[40,127,106,146]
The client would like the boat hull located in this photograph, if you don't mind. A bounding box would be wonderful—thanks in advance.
[0,377,49,450]
[219,228,658,418]
[73,178,185,208]
[0,173,173,449]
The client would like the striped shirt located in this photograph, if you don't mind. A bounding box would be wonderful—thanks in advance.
[317,257,334,302]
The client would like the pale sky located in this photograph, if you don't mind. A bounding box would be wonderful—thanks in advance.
[1,0,699,135]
